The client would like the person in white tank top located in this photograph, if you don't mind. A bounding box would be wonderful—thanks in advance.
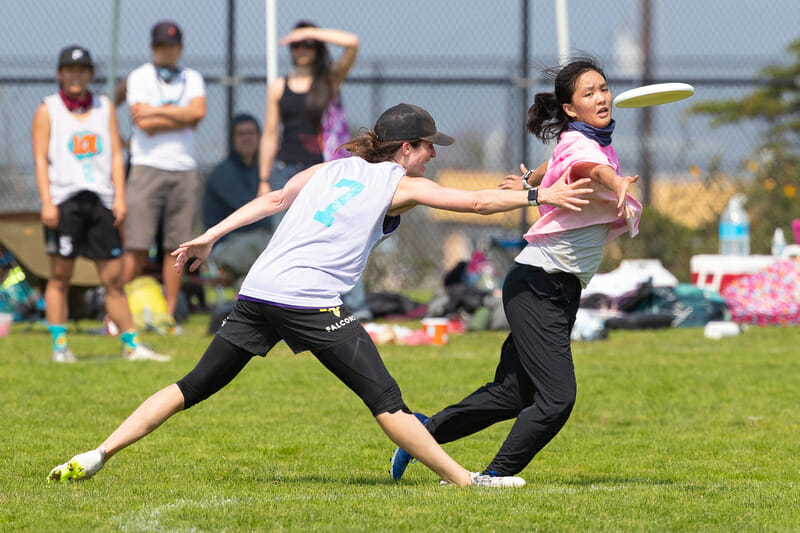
[47,104,592,488]
[32,45,169,364]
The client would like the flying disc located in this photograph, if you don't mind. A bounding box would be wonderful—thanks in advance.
[613,83,695,108]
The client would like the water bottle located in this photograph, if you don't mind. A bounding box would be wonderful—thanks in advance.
[771,227,786,257]
[719,194,750,255]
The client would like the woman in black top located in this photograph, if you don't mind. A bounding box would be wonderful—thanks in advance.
[258,21,359,203]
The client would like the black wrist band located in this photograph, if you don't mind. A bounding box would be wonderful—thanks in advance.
[527,187,539,207]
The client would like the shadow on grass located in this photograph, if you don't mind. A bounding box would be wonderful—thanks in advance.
[546,474,685,491]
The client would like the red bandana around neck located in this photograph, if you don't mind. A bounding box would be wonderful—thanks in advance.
[59,88,93,113]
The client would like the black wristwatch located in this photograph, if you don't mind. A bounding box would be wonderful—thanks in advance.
[527,187,539,207]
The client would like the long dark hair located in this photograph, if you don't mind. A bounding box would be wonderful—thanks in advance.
[526,57,607,143]
[340,130,420,163]
[292,21,333,128]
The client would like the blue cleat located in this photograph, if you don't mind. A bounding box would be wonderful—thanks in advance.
[390,412,429,480]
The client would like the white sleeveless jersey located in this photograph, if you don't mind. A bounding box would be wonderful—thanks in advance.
[44,93,114,209]
[239,157,405,308]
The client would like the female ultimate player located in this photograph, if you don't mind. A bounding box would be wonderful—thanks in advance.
[391,58,642,483]
[48,103,593,488]
[32,45,168,363]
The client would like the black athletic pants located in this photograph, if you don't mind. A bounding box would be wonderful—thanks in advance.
[425,263,582,476]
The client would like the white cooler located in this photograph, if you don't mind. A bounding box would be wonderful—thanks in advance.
[690,254,777,294]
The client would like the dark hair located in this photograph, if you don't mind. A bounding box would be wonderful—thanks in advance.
[526,57,607,143]
[292,21,333,129]
[340,130,420,163]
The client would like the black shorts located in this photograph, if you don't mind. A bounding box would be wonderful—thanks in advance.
[178,298,408,415]
[216,298,363,355]
[44,191,123,260]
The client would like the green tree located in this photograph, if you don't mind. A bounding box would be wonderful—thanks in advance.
[692,36,800,253]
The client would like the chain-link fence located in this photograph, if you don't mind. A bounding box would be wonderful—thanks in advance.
[1,0,798,290]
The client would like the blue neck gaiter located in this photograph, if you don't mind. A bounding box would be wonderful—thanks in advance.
[568,119,615,146]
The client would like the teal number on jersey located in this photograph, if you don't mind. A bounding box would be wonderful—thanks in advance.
[82,162,95,183]
[313,179,365,227]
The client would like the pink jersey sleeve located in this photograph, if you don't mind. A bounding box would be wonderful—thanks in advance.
[526,131,641,242]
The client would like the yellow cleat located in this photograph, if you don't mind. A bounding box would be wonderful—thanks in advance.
[47,448,105,483]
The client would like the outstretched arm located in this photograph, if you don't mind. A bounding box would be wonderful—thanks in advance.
[388,169,592,216]
[173,163,326,272]
[571,162,638,217]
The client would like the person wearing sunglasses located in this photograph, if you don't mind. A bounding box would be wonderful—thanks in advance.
[259,21,366,315]
[259,21,359,204]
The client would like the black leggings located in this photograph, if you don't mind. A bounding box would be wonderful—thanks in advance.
[425,263,581,476]
[176,330,408,417]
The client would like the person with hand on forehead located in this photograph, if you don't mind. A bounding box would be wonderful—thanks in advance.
[31,45,169,363]
[47,103,592,488]
[122,20,206,331]
[259,20,369,316]
[259,21,359,201]
[391,58,642,485]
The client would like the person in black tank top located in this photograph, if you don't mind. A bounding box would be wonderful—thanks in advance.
[259,21,359,196]
[258,21,372,318]
[276,79,324,165]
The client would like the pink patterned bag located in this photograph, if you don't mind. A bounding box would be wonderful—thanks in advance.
[321,96,351,161]
[722,258,800,325]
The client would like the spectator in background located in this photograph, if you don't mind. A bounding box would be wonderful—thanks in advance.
[259,21,371,318]
[123,20,206,331]
[258,21,358,200]
[31,45,169,362]
[202,114,270,282]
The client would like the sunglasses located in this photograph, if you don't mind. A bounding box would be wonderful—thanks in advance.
[290,40,317,50]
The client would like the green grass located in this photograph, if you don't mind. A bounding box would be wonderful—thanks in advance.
[1,316,798,531]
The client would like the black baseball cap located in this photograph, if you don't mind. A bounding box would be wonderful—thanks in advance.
[151,20,183,46]
[58,45,94,69]
[374,104,455,146]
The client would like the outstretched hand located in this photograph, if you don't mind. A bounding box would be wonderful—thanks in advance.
[613,174,639,218]
[497,163,529,191]
[171,233,215,273]
[538,169,594,212]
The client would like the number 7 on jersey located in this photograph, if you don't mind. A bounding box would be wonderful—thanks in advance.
[314,179,365,227]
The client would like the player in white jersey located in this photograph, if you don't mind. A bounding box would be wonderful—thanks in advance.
[32,45,169,363]
[48,104,593,487]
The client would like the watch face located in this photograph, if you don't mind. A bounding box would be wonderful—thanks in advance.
[522,170,533,189]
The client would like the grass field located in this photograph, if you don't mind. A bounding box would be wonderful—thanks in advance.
[1,315,798,532]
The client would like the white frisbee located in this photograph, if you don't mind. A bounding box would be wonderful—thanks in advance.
[613,82,695,108]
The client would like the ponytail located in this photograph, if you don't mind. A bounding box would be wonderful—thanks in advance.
[526,92,569,143]
[341,130,419,163]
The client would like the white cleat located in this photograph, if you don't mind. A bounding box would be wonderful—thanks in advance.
[47,448,106,483]
[123,344,171,362]
[440,471,526,488]
[471,472,526,488]
[52,347,77,363]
